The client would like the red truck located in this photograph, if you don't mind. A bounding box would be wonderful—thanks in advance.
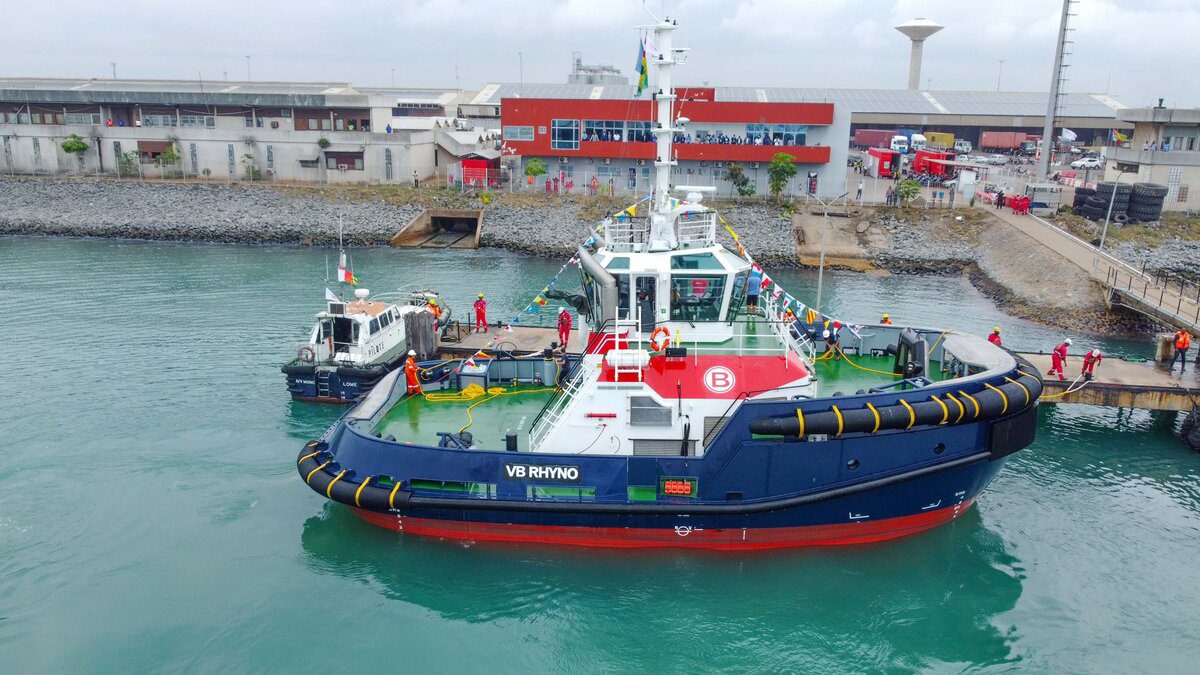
[854,129,899,149]
[912,149,955,176]
[980,131,1027,151]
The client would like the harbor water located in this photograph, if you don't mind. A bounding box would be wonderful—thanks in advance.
[1,236,1198,672]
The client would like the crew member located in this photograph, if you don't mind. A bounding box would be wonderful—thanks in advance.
[823,329,841,360]
[746,268,763,316]
[881,313,893,325]
[987,327,1003,346]
[404,350,423,395]
[557,307,572,349]
[1081,348,1103,381]
[1169,329,1191,373]
[428,298,441,331]
[1047,338,1072,381]
[473,293,487,333]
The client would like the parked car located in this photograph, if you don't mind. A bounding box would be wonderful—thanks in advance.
[985,155,1010,165]
[1070,157,1104,170]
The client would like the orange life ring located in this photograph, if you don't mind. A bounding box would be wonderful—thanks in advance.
[649,326,672,352]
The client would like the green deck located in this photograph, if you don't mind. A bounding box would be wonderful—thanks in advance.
[376,354,941,448]
[378,386,557,448]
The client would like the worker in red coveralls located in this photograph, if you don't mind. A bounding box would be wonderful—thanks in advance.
[1047,338,1072,380]
[473,293,487,333]
[1081,348,1103,381]
[988,327,1003,346]
[557,307,572,349]
[404,350,423,395]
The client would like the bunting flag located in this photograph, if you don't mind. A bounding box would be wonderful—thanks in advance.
[635,38,649,96]
[806,308,820,324]
[1111,129,1129,143]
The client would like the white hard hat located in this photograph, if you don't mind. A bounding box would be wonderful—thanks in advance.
[558,307,566,314]
[408,350,416,356]
[823,329,831,338]
[1064,338,1073,345]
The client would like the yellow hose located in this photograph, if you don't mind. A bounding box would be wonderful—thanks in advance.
[833,345,902,377]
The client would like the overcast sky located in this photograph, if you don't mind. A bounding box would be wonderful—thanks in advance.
[4,0,1196,107]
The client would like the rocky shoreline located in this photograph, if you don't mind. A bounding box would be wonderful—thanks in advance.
[0,177,1174,335]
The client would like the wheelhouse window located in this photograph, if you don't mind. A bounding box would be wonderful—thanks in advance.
[670,274,726,321]
[502,126,533,141]
[551,119,580,150]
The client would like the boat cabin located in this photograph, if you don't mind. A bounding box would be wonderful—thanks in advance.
[308,289,412,365]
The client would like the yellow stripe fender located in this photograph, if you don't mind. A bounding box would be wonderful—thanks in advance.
[958,391,981,419]
[354,476,372,508]
[984,382,1009,414]
[297,450,322,465]
[899,399,916,429]
[930,395,949,425]
[866,402,881,433]
[325,470,347,498]
[831,405,844,437]
[388,482,404,510]
[1004,376,1031,405]
[305,461,330,485]
[795,408,806,438]
[945,393,966,423]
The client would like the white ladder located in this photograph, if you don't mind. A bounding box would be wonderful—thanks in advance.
[528,360,603,453]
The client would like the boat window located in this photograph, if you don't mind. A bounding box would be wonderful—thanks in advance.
[606,256,630,270]
[670,274,727,322]
[369,318,380,335]
[352,322,360,343]
[318,319,331,341]
[671,252,723,270]
[331,317,355,348]
[379,312,391,329]
[615,273,631,320]
[728,270,749,321]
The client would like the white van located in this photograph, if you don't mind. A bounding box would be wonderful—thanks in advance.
[909,133,927,152]
[890,135,909,153]
[954,139,973,153]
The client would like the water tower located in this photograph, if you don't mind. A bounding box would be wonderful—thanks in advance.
[895,18,943,90]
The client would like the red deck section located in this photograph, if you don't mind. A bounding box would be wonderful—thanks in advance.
[597,354,809,399]
[352,500,975,550]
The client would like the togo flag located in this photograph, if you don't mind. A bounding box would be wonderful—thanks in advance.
[337,266,358,285]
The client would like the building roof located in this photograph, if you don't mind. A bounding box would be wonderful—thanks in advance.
[472,82,1127,118]
[0,77,462,107]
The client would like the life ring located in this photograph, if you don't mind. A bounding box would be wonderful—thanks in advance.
[649,326,672,352]
[298,344,317,363]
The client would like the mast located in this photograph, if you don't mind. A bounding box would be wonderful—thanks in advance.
[646,16,681,251]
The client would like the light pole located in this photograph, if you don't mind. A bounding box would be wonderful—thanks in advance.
[996,59,1005,91]
[1098,168,1129,255]
[813,191,851,313]
[518,52,524,96]
[390,68,395,88]
[245,55,251,81]
[111,62,117,79]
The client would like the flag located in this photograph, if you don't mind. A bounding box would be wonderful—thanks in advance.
[1111,129,1128,143]
[337,266,358,285]
[806,308,819,324]
[465,357,477,368]
[504,324,514,332]
[635,38,649,96]
[1060,128,1078,142]
[325,287,339,302]
[772,286,784,300]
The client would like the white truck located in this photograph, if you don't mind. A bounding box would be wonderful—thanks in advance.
[954,139,973,153]
[890,135,910,154]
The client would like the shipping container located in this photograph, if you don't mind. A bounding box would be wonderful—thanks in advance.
[924,131,955,150]
[979,131,1027,151]
[912,149,956,176]
[853,129,898,149]
[866,147,900,178]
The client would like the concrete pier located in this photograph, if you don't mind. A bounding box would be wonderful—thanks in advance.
[1019,352,1199,411]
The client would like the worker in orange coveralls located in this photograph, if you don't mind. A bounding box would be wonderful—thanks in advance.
[987,327,1003,347]
[404,350,423,395]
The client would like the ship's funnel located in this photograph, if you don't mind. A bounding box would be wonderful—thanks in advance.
[895,18,943,90]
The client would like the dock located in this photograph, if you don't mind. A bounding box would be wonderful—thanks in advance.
[438,324,583,357]
[1018,352,1199,411]
[390,209,483,249]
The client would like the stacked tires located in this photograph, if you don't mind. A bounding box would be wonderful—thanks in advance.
[1071,186,1094,216]
[1182,407,1200,452]
[1127,182,1168,223]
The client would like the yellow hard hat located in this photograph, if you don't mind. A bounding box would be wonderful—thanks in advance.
[993,327,1001,333]
[429,299,437,305]
[478,293,484,298]
[882,313,889,318]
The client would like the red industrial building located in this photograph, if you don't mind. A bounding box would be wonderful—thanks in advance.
[499,88,843,195]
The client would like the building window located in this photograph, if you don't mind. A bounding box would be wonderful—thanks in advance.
[266,145,274,171]
[1178,185,1189,202]
[299,159,319,168]
[502,126,534,141]
[551,119,579,150]
[583,120,624,142]
[626,121,653,143]
[142,114,178,128]
[66,113,102,125]
[281,109,292,118]
[181,115,214,128]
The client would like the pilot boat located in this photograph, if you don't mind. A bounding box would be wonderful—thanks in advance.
[295,16,1041,549]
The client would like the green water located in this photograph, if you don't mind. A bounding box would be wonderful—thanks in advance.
[1,236,1198,672]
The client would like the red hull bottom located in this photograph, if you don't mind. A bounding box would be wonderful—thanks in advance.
[292,395,352,404]
[351,500,976,550]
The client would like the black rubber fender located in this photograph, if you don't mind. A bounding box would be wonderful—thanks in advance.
[748,368,1041,437]
[336,364,389,380]
[296,442,412,511]
[281,363,316,376]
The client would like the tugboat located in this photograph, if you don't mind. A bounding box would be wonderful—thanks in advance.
[296,16,1042,548]
[282,240,445,403]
